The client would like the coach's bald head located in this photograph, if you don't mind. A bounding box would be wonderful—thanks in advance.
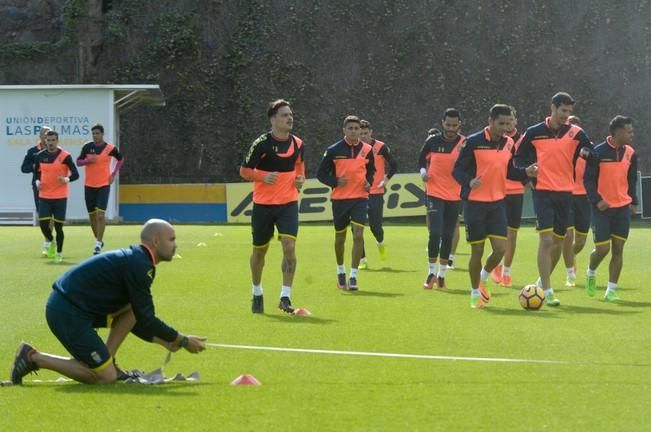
[141,219,177,262]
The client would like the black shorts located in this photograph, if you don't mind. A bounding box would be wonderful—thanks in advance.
[532,190,571,237]
[592,205,630,245]
[427,195,460,237]
[505,194,524,230]
[39,198,67,223]
[463,200,507,244]
[45,290,113,371]
[332,198,368,232]
[251,201,299,247]
[85,186,110,213]
[568,194,591,235]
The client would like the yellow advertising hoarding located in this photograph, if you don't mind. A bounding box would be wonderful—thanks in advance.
[226,173,427,223]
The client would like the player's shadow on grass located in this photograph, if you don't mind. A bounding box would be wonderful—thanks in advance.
[53,382,208,395]
[484,307,561,318]
[559,304,641,315]
[45,259,74,266]
[362,267,417,273]
[562,285,634,292]
[262,314,337,324]
[436,288,468,296]
[343,290,404,298]
[486,291,511,298]
[613,300,651,308]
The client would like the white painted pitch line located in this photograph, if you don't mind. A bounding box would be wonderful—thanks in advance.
[206,343,566,365]
[19,345,562,384]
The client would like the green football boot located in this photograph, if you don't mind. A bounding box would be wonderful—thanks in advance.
[586,274,597,297]
[47,242,56,259]
[545,292,561,306]
[604,290,621,302]
[378,243,388,261]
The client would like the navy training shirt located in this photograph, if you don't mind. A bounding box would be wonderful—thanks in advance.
[53,245,178,342]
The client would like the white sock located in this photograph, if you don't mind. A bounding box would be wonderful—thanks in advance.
[448,254,455,263]
[587,268,596,277]
[536,277,542,288]
[480,268,489,282]
[350,268,358,278]
[503,266,511,276]
[471,288,480,296]
[545,288,555,296]
[428,262,438,275]
[438,264,447,278]
[252,284,263,296]
[280,285,291,298]
[96,240,103,248]
[43,241,51,248]
[337,265,345,274]
[606,282,617,293]
[377,241,384,246]
[567,267,576,278]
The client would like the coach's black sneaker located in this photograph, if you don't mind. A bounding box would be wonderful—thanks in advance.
[278,296,295,314]
[114,359,144,381]
[10,342,39,385]
[348,277,359,291]
[337,273,347,290]
[116,369,144,381]
[252,295,264,313]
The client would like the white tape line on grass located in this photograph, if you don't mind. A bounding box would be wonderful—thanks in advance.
[207,343,565,365]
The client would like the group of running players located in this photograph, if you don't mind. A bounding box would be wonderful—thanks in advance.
[21,124,124,261]
[240,93,638,312]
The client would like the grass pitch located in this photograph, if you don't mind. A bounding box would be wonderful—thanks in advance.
[2,222,651,431]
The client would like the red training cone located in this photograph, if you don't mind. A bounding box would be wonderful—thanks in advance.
[231,374,261,386]
[293,308,312,316]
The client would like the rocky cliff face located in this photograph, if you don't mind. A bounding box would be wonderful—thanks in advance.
[2,0,650,183]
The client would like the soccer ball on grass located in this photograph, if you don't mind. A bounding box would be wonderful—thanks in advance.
[518,285,545,310]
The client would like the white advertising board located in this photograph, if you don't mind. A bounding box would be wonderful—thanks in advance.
[1,88,116,221]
